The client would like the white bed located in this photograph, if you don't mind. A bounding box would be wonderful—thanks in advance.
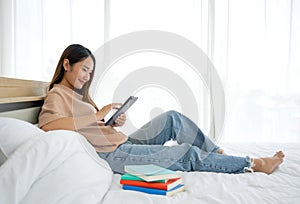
[1,77,300,204]
[108,142,300,204]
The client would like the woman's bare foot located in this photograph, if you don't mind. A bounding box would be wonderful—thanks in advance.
[217,149,225,154]
[252,151,285,174]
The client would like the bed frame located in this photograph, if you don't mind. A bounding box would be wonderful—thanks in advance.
[0,77,48,124]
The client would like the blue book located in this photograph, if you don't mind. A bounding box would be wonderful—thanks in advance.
[124,164,180,182]
[122,184,185,196]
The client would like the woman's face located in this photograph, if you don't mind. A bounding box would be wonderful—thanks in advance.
[61,56,94,89]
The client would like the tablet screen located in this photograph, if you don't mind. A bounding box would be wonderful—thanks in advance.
[105,96,138,126]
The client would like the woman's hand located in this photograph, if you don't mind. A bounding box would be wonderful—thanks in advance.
[95,103,122,121]
[111,113,127,127]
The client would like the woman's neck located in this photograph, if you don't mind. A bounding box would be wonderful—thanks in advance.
[59,78,74,89]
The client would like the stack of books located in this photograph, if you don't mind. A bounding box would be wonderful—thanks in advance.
[120,164,184,196]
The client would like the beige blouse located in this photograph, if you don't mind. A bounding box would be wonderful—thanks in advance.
[38,84,128,152]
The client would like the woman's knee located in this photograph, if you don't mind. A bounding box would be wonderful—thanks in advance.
[165,110,181,121]
[166,110,180,115]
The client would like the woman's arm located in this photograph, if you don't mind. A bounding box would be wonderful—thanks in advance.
[41,103,125,131]
[41,115,97,131]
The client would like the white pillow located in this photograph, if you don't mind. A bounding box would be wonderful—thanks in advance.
[0,117,44,165]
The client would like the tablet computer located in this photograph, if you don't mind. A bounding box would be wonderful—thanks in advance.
[105,96,138,126]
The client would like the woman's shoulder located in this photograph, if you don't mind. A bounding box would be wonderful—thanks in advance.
[46,84,78,100]
[48,84,74,94]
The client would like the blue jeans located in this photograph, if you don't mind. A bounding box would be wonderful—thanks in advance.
[98,111,251,174]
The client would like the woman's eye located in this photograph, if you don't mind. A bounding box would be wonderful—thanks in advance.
[81,67,92,74]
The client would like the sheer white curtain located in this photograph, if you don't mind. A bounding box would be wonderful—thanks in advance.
[95,0,214,137]
[0,0,104,81]
[219,0,300,142]
[103,0,300,142]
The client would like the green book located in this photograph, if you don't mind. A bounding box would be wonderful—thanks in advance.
[121,173,167,183]
[124,164,180,182]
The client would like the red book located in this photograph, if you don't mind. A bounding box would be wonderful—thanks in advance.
[120,177,182,190]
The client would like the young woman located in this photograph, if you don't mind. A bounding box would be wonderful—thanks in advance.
[39,44,285,174]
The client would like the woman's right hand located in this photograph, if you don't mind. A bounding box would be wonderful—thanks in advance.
[95,103,122,121]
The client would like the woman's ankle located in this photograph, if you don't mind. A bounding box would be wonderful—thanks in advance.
[252,158,263,172]
[251,152,284,174]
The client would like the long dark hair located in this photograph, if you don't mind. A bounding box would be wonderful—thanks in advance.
[48,44,99,111]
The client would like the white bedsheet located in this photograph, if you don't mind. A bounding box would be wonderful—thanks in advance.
[106,143,300,204]
[1,129,299,204]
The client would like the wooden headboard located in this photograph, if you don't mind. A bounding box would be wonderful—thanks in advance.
[0,77,49,123]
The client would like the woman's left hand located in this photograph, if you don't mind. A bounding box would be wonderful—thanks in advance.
[112,113,127,127]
